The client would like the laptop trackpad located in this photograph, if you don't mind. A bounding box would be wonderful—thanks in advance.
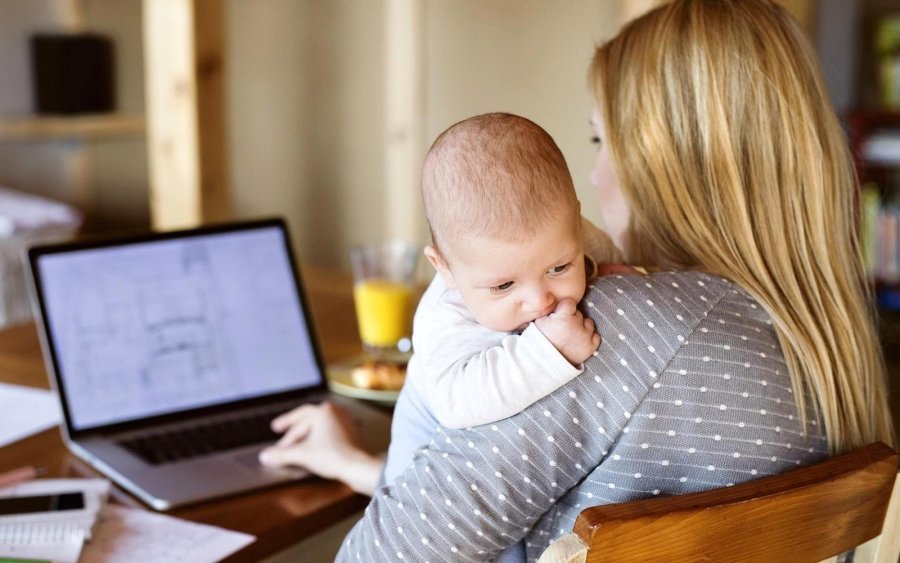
[233,449,309,478]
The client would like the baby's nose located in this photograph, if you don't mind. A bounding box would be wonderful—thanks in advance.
[524,289,555,314]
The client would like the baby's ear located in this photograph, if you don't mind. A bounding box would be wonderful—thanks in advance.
[424,245,457,288]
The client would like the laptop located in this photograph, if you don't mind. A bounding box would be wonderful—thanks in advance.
[26,218,390,511]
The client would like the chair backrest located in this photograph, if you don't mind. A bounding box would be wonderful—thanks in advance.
[568,442,898,563]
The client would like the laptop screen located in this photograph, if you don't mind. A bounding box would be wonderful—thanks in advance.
[32,223,324,431]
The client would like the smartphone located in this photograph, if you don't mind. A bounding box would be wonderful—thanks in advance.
[0,492,85,516]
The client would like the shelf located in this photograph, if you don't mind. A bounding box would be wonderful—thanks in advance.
[0,113,145,141]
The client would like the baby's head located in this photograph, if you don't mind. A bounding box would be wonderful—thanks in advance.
[422,113,587,332]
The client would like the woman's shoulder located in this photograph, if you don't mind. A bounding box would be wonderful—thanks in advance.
[588,270,739,311]
[591,269,733,292]
[586,269,775,356]
[585,270,768,339]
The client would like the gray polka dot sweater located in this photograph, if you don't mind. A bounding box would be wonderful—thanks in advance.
[338,271,828,562]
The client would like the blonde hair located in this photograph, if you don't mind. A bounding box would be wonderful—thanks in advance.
[592,0,894,453]
[421,113,579,257]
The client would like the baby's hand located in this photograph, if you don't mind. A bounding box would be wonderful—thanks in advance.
[534,298,601,366]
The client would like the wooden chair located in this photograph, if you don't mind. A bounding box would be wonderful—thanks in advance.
[539,442,899,563]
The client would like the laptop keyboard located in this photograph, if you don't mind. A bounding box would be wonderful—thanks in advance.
[119,407,294,466]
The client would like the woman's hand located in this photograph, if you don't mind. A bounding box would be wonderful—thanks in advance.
[258,401,384,496]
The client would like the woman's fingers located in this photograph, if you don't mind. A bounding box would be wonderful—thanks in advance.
[276,418,312,447]
[258,444,307,468]
[270,404,316,432]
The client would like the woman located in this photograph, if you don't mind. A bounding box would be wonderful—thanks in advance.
[265,1,895,560]
[589,0,893,455]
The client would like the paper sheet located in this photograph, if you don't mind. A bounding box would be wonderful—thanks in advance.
[80,505,256,563]
[0,186,82,237]
[0,382,61,447]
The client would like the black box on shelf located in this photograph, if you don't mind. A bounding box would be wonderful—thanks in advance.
[30,33,115,115]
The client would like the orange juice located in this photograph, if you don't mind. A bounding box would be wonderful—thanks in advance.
[353,279,414,348]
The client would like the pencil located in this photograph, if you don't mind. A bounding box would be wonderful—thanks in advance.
[0,465,47,488]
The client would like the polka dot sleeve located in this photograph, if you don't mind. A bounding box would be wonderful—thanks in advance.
[336,271,826,562]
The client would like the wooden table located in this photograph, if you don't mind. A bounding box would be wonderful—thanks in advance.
[0,267,377,562]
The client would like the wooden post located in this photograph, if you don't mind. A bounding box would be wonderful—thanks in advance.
[143,0,230,231]
[384,0,426,244]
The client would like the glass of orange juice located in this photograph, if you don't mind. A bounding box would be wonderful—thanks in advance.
[350,241,419,358]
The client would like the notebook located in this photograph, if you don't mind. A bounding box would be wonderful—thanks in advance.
[26,218,390,511]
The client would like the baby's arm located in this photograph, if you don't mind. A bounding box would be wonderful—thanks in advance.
[424,326,581,429]
[419,300,598,430]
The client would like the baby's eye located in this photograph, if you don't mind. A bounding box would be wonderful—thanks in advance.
[590,135,601,146]
[491,281,514,293]
[550,263,572,275]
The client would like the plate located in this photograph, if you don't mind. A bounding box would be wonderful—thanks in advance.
[326,357,403,405]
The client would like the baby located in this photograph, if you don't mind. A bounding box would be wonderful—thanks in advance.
[384,113,622,483]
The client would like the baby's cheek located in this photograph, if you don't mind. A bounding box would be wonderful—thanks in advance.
[476,304,519,333]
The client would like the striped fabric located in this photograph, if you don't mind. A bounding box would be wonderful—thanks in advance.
[338,271,828,562]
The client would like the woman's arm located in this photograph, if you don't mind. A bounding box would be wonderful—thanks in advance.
[338,384,622,562]
[337,272,727,561]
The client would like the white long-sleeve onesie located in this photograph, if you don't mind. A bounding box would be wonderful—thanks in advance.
[408,217,623,429]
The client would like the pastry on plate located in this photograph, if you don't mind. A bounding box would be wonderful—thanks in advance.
[351,360,407,391]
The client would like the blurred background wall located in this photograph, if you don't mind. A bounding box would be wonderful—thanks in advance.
[224,0,621,268]
[0,0,849,271]
[0,0,624,270]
